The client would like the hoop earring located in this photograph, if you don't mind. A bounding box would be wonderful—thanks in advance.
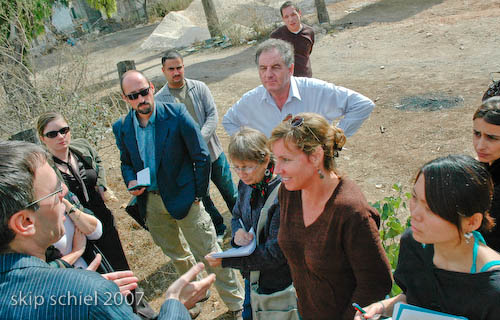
[464,232,473,244]
[317,168,325,179]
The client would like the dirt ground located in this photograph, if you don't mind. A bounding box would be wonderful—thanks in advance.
[35,0,500,318]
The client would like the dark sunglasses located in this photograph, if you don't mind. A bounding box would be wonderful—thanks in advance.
[44,126,70,138]
[289,116,322,144]
[125,87,150,100]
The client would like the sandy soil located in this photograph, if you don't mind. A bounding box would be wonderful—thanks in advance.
[35,0,500,318]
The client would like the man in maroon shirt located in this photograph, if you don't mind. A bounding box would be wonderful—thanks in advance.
[270,1,315,77]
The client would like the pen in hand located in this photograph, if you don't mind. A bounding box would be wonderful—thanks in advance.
[352,302,382,320]
[239,218,246,232]
[352,302,367,315]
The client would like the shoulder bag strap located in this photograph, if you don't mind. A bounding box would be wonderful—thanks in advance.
[250,182,281,286]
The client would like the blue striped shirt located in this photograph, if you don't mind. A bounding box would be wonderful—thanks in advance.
[0,253,189,319]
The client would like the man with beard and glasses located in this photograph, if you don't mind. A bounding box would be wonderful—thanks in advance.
[113,70,244,319]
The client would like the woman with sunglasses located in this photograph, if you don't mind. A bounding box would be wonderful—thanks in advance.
[37,112,130,272]
[269,113,392,320]
[206,127,294,320]
[473,96,500,252]
[355,155,500,320]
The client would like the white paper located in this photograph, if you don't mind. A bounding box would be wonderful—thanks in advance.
[211,227,256,258]
[393,303,468,320]
[128,167,151,190]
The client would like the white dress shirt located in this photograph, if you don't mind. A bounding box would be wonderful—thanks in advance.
[223,76,375,137]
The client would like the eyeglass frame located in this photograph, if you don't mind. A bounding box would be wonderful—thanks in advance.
[24,180,63,210]
[125,86,151,100]
[230,165,259,174]
[43,126,70,139]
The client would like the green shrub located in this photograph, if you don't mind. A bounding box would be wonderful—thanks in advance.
[370,183,412,297]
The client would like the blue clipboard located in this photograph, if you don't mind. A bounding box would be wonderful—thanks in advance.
[393,303,468,320]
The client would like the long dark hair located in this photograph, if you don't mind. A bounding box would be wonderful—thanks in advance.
[416,155,495,236]
[473,96,500,125]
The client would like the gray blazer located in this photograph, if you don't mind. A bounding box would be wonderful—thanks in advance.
[155,78,223,162]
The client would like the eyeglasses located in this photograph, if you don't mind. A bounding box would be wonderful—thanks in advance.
[231,165,259,174]
[25,180,63,209]
[125,87,150,100]
[44,127,70,139]
[289,116,322,145]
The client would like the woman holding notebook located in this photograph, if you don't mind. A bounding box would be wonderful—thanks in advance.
[355,155,500,320]
[205,127,295,320]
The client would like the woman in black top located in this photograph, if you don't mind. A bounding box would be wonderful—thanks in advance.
[473,96,500,251]
[37,111,130,272]
[355,155,500,320]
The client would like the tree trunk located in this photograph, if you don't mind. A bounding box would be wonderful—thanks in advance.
[126,0,140,22]
[143,0,148,23]
[117,60,136,80]
[201,0,221,38]
[314,0,330,24]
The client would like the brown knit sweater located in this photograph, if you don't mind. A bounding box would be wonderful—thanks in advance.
[278,178,392,320]
[270,24,314,78]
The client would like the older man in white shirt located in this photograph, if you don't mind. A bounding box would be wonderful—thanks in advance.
[223,39,374,137]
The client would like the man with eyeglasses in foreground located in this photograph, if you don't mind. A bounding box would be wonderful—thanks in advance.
[113,70,244,319]
[222,38,375,138]
[0,140,215,319]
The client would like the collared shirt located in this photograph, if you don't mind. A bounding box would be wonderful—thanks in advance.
[0,253,137,319]
[0,253,190,320]
[222,76,375,138]
[133,107,158,191]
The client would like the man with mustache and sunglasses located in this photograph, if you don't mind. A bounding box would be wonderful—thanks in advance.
[113,70,244,319]
[223,39,375,138]
[155,49,237,247]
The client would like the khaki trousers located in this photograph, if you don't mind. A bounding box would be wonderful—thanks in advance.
[145,193,244,311]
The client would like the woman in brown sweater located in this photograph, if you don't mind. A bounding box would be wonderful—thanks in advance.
[269,113,392,320]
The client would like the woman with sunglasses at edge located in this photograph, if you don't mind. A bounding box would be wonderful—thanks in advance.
[473,96,500,252]
[206,127,294,320]
[37,111,131,272]
[355,155,500,320]
[269,113,392,320]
